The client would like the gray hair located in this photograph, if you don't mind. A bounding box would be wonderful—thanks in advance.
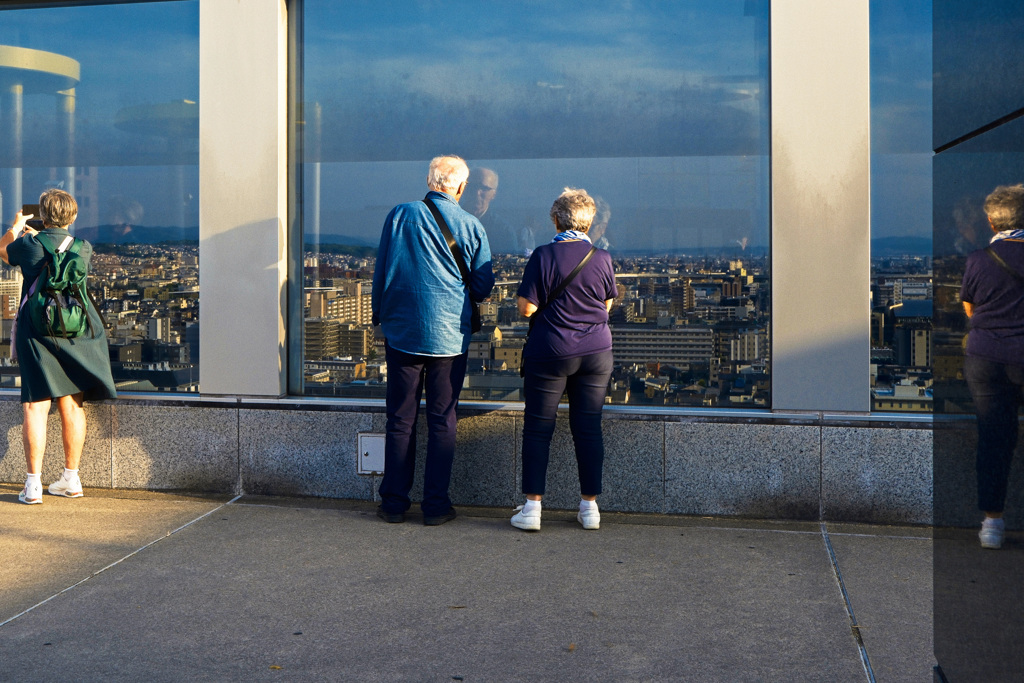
[550,187,596,232]
[427,155,469,194]
[984,184,1024,232]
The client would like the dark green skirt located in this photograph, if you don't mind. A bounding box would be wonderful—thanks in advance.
[16,304,117,403]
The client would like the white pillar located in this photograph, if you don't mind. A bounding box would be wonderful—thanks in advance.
[770,0,871,411]
[199,0,288,396]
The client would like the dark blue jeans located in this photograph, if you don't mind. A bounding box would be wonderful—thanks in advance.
[965,355,1024,513]
[379,343,468,516]
[521,350,614,497]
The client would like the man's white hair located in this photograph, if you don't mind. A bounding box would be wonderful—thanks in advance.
[427,155,470,194]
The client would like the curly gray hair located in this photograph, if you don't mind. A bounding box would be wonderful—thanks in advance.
[549,187,596,232]
[984,183,1024,232]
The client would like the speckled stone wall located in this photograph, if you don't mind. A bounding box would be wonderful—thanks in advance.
[0,399,939,525]
[0,401,112,489]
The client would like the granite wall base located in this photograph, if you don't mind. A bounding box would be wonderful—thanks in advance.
[0,399,937,525]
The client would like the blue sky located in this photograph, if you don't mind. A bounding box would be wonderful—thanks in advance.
[0,0,932,246]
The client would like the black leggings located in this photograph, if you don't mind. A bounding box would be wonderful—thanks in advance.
[521,350,613,497]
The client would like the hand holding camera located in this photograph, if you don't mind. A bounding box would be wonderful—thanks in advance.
[12,204,42,239]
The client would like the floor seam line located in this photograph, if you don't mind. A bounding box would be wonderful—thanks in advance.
[0,494,242,630]
[821,520,877,683]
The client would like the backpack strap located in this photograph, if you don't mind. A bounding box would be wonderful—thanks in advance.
[36,233,77,255]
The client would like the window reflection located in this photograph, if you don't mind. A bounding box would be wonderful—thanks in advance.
[869,0,934,412]
[301,0,771,405]
[0,2,199,392]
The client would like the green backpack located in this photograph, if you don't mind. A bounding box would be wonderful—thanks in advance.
[26,233,91,338]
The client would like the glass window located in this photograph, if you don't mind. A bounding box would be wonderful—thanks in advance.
[869,0,933,412]
[0,1,199,392]
[299,0,771,406]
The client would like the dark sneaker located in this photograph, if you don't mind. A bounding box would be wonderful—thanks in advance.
[376,505,405,524]
[423,508,457,526]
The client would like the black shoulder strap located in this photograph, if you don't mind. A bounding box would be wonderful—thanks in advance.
[423,196,472,285]
[530,245,598,325]
[985,246,1024,284]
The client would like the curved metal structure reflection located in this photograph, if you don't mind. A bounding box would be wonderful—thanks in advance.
[0,45,81,217]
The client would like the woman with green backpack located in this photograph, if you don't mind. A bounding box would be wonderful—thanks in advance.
[0,188,116,505]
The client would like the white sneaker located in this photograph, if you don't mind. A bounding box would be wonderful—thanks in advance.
[48,474,83,498]
[511,505,541,531]
[980,518,1005,549]
[19,480,42,505]
[577,506,600,530]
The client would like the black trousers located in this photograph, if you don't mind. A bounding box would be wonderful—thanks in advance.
[378,343,468,516]
[965,355,1024,513]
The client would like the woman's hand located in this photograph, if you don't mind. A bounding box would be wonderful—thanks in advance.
[518,296,538,319]
[9,210,31,240]
[0,211,31,265]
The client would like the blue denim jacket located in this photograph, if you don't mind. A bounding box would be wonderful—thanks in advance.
[372,191,494,356]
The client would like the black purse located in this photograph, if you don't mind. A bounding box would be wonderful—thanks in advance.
[424,197,482,333]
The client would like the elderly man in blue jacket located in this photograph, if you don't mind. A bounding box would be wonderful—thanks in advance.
[372,155,495,525]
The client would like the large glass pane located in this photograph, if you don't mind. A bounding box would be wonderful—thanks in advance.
[300,0,770,405]
[932,3,1024,678]
[869,0,933,412]
[0,1,199,392]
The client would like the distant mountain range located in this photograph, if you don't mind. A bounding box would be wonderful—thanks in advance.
[79,224,198,246]
[80,226,934,258]
[318,234,377,247]
[871,235,932,256]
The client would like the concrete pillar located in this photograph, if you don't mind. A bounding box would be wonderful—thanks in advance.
[199,0,288,396]
[770,0,871,412]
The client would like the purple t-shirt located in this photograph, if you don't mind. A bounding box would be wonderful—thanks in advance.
[518,240,617,360]
[962,238,1024,364]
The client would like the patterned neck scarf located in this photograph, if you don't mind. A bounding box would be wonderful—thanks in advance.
[990,229,1024,243]
[551,229,592,243]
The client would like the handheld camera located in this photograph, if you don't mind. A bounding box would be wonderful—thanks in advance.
[21,204,44,230]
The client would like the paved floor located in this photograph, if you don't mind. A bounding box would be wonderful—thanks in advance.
[0,485,933,682]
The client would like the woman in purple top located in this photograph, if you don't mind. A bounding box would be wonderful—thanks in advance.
[511,188,617,532]
[962,183,1024,549]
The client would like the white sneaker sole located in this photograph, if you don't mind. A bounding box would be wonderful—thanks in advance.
[980,533,1003,549]
[49,482,84,498]
[19,490,42,505]
[511,511,540,531]
[511,518,540,531]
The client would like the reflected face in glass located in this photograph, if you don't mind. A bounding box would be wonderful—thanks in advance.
[464,168,498,218]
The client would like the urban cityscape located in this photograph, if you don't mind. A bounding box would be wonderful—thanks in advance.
[0,236,933,412]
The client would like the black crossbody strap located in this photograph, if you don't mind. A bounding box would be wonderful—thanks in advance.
[985,246,1024,284]
[423,197,472,285]
[530,245,598,325]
